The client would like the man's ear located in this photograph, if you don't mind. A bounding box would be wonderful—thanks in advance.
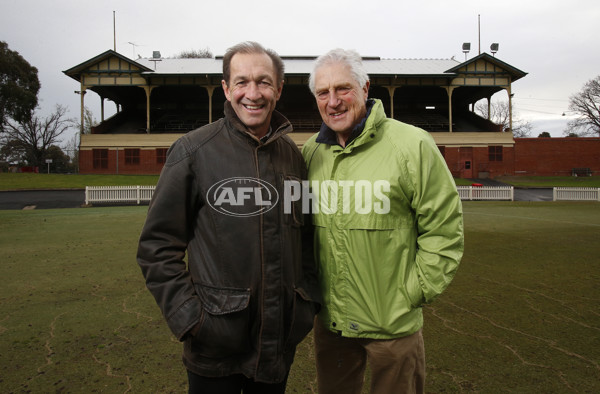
[363,80,370,97]
[222,79,231,101]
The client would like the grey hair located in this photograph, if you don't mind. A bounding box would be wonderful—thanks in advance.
[222,41,285,86]
[308,48,370,95]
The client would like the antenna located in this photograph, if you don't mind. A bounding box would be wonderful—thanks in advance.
[113,11,116,51]
[478,14,481,55]
[127,42,144,58]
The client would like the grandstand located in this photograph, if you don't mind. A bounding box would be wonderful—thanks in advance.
[64,49,529,177]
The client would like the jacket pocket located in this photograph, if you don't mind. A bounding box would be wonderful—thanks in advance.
[284,287,318,350]
[190,284,251,359]
[405,265,425,308]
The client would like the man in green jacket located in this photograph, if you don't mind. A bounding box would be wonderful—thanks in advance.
[302,48,464,394]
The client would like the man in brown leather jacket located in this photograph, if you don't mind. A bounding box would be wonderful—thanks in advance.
[137,41,320,394]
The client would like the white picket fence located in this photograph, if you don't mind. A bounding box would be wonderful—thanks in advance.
[85,185,155,205]
[553,187,600,201]
[457,186,514,201]
[85,185,521,205]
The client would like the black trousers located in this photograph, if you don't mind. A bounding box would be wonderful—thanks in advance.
[187,370,288,394]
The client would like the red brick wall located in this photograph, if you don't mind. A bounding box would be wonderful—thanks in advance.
[79,138,600,178]
[514,137,600,176]
[79,149,165,175]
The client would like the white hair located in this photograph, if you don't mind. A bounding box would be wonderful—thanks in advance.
[308,48,370,95]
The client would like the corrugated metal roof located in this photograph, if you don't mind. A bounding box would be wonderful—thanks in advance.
[136,57,461,76]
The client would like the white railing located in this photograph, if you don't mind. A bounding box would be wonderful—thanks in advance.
[457,186,514,201]
[553,187,600,201]
[85,185,520,205]
[85,185,155,205]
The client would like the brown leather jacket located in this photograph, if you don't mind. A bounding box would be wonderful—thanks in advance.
[137,103,320,383]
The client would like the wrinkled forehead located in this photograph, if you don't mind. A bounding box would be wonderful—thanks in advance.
[228,52,278,83]
[314,62,359,89]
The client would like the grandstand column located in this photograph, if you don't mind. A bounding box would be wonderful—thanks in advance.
[100,97,105,122]
[506,83,513,133]
[206,86,216,123]
[78,87,87,134]
[142,86,156,133]
[444,86,456,132]
[385,86,396,119]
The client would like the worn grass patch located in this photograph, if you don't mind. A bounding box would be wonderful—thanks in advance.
[0,202,599,392]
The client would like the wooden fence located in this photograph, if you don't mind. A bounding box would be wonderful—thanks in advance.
[86,185,522,205]
[85,186,155,205]
[553,187,600,201]
[457,186,514,201]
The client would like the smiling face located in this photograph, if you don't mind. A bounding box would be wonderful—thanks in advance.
[222,52,283,138]
[314,61,369,144]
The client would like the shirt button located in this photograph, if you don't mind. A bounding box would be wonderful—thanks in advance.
[332,322,337,327]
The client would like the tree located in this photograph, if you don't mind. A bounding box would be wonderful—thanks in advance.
[475,99,533,137]
[1,105,73,168]
[44,145,73,173]
[538,131,551,138]
[566,75,600,136]
[0,41,41,131]
[175,48,213,59]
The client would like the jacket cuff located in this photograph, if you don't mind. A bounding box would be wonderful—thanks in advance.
[167,297,202,341]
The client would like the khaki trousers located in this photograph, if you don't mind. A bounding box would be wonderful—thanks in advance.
[314,318,425,394]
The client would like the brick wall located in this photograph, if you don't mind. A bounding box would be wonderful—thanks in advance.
[79,149,165,175]
[514,137,600,176]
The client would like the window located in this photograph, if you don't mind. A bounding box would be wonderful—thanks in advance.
[156,148,168,164]
[125,149,140,165]
[489,146,503,162]
[93,149,108,169]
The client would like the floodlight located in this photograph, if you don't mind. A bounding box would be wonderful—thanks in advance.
[462,42,471,51]
[490,43,499,56]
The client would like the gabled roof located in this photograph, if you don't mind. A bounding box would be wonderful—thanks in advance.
[63,49,153,81]
[445,52,528,82]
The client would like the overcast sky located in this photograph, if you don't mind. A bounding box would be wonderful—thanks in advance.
[2,0,599,142]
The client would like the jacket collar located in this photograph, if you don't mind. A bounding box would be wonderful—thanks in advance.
[224,101,292,144]
[315,99,376,147]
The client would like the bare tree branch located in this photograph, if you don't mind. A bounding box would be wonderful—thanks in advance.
[566,75,600,136]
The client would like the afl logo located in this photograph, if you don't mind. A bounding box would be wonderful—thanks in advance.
[206,177,279,217]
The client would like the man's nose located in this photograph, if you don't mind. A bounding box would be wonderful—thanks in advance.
[246,82,261,100]
[328,92,341,107]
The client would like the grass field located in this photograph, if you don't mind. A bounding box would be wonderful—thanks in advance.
[1,202,599,393]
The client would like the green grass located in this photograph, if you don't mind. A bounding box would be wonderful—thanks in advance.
[2,173,599,190]
[1,203,599,392]
[0,173,159,191]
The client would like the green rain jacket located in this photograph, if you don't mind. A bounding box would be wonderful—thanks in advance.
[302,99,464,339]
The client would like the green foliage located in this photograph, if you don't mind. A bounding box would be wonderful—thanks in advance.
[0,41,40,129]
[0,203,599,392]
